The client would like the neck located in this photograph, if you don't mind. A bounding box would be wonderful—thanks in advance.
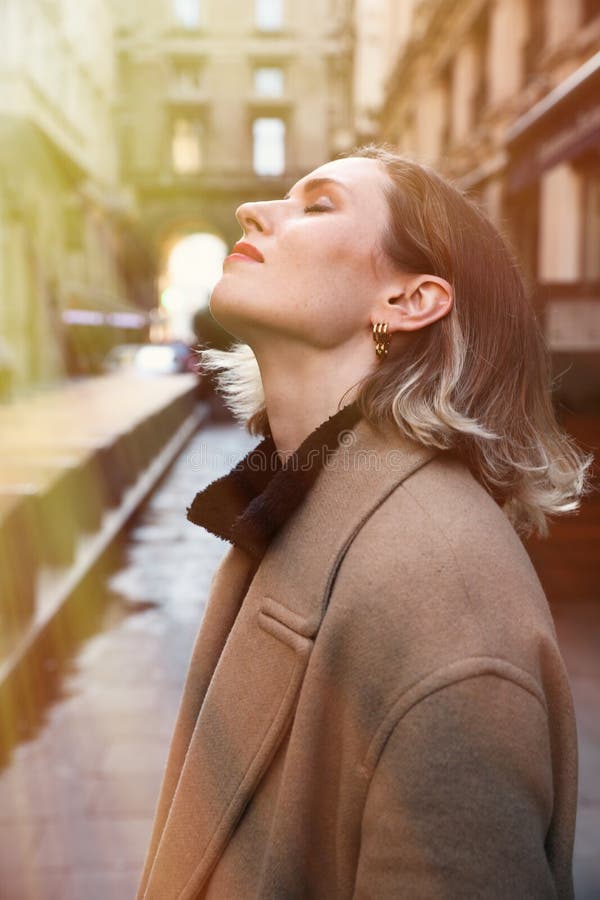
[252,336,376,459]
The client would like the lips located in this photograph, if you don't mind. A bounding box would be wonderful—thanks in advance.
[227,241,264,263]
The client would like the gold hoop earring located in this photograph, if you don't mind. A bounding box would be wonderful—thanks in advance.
[372,322,391,358]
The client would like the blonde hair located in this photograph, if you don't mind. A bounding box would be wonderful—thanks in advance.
[197,145,591,538]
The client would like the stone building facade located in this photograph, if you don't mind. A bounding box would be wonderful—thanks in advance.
[0,0,356,390]
[375,0,600,410]
[114,0,354,257]
[0,0,154,390]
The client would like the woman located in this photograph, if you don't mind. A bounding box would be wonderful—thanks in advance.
[137,146,590,899]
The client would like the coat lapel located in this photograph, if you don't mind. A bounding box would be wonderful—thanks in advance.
[140,418,438,899]
[247,417,439,635]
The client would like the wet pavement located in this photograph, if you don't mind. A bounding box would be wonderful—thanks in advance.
[0,420,598,899]
[0,421,256,900]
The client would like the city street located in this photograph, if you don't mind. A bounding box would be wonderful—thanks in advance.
[0,419,598,899]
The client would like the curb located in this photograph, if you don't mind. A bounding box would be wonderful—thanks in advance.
[0,396,210,746]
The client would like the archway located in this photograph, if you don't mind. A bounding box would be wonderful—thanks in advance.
[154,231,228,343]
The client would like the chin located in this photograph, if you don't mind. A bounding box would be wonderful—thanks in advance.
[209,281,259,343]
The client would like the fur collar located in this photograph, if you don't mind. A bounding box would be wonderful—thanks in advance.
[186,401,363,560]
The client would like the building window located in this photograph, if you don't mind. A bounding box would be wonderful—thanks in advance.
[583,166,600,281]
[172,61,204,100]
[471,9,489,124]
[507,184,540,285]
[172,118,203,173]
[253,67,284,97]
[173,0,201,29]
[439,66,451,153]
[253,117,285,176]
[524,0,545,74]
[582,0,600,23]
[255,0,283,32]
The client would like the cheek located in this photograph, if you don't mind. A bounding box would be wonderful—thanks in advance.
[276,257,373,341]
[274,247,376,337]
[278,225,378,292]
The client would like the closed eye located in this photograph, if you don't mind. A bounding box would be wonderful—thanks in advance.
[304,203,333,213]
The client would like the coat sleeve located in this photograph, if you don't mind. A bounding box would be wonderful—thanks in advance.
[352,673,558,899]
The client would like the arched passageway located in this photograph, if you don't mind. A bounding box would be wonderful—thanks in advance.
[154,231,228,344]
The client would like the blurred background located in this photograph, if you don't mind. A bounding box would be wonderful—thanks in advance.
[0,1,599,898]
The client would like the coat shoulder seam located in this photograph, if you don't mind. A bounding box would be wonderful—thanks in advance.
[361,658,549,775]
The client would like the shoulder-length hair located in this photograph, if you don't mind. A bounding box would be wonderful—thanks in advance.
[197,144,591,538]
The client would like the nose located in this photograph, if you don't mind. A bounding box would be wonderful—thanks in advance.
[235,200,271,235]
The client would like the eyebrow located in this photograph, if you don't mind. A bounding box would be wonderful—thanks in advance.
[283,177,348,201]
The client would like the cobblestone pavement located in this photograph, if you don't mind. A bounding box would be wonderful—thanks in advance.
[0,421,597,899]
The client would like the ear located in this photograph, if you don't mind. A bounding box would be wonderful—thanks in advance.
[387,275,453,332]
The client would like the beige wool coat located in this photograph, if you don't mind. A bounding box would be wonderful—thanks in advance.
[137,412,578,900]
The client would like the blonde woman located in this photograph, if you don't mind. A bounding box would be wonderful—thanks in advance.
[137,146,589,900]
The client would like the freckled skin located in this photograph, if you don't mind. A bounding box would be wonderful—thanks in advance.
[210,157,398,352]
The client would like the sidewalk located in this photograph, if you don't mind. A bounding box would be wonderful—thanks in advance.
[0,373,205,729]
[0,421,251,900]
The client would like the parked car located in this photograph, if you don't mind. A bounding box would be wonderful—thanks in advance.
[102,341,199,376]
[166,340,200,373]
[101,343,143,373]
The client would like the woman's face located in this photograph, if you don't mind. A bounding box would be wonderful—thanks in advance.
[210,156,399,350]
